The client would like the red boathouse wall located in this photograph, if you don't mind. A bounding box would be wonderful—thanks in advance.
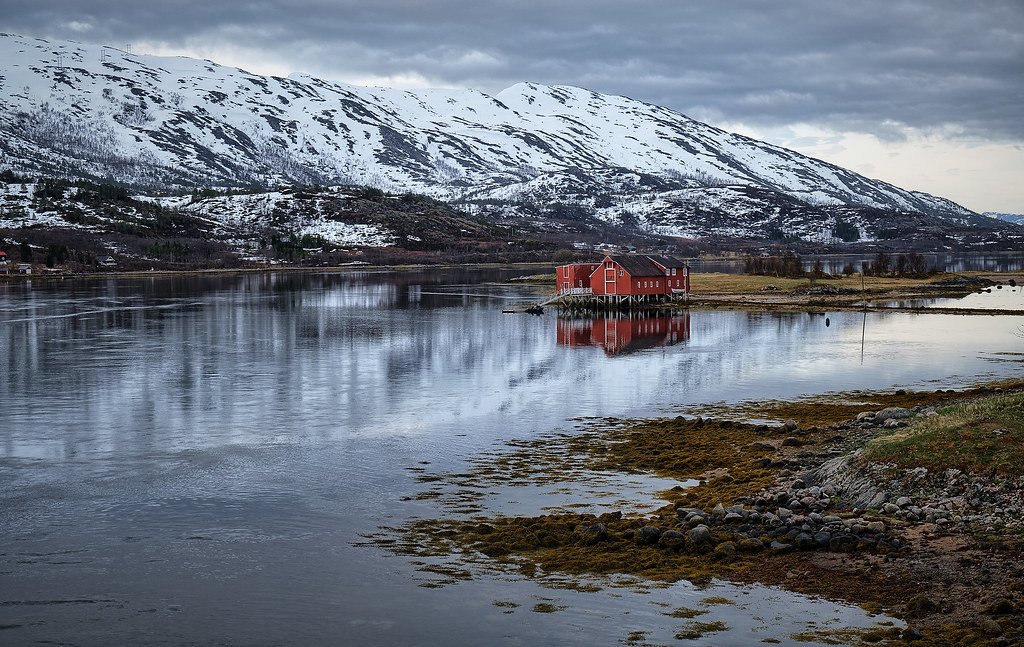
[556,263,600,293]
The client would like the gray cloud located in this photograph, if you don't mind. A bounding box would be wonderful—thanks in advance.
[2,0,1022,141]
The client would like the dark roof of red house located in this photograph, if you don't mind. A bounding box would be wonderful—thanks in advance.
[604,255,665,277]
[646,255,688,270]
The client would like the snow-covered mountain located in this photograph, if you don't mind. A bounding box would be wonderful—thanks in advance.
[0,31,982,231]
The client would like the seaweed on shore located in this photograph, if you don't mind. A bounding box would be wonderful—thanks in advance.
[373,384,1024,646]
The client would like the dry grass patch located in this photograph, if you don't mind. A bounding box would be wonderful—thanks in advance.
[689,271,979,296]
[865,391,1024,477]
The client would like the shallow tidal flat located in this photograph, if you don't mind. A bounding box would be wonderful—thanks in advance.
[382,382,1024,644]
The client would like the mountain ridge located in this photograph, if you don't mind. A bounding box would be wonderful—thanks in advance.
[0,32,978,221]
[984,212,1024,225]
[3,31,1022,258]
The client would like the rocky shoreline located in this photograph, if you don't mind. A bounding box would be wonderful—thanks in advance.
[385,383,1024,645]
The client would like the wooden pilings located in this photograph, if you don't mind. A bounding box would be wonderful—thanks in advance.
[550,292,689,314]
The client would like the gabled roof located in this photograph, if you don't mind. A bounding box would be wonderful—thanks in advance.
[646,255,688,270]
[603,255,664,277]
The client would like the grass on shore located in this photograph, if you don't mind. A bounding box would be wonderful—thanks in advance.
[865,391,1024,477]
[688,271,993,296]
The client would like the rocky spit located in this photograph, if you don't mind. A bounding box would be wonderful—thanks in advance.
[807,406,1023,532]
[606,404,1022,561]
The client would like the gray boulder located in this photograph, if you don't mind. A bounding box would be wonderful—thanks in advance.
[658,530,685,549]
[636,525,661,545]
[580,522,608,543]
[794,532,816,550]
[876,407,912,420]
[688,525,712,545]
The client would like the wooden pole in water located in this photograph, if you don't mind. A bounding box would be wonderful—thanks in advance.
[860,310,867,364]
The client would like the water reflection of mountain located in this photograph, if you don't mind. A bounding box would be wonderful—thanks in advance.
[5,272,1024,464]
[557,314,691,355]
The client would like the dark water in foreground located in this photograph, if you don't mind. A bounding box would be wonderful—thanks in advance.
[1,270,1022,646]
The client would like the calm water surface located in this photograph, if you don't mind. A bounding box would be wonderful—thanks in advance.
[2,270,1022,646]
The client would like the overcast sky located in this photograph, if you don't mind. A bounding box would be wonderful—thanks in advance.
[2,0,1022,212]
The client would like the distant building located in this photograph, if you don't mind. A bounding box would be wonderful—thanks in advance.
[97,255,117,268]
[17,263,31,275]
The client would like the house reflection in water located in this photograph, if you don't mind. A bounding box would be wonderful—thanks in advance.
[556,313,691,355]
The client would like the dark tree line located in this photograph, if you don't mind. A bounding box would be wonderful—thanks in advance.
[745,250,934,279]
[862,251,931,277]
[743,252,805,277]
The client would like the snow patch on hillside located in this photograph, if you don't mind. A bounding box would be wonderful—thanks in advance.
[182,192,396,246]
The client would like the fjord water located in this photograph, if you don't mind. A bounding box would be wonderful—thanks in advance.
[2,270,1022,646]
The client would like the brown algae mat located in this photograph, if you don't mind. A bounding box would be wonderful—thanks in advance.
[374,380,1024,645]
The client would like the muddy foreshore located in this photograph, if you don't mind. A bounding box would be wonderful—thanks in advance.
[385,382,1024,646]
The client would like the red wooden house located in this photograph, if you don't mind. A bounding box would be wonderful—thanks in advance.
[554,255,689,304]
[557,262,600,294]
[557,252,692,309]
[647,255,690,294]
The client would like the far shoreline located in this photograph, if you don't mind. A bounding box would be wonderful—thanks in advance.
[4,265,1023,316]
